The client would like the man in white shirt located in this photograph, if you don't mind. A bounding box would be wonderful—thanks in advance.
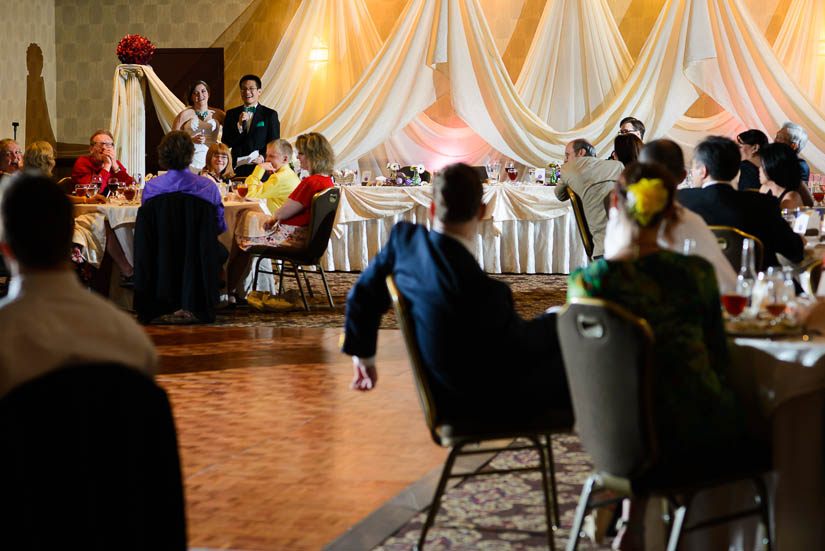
[0,172,157,398]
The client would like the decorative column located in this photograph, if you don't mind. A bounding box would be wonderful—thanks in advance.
[113,64,146,180]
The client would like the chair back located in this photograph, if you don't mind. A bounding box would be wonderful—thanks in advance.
[134,192,221,323]
[568,189,594,260]
[801,259,823,296]
[709,225,764,272]
[303,187,340,261]
[56,176,74,195]
[386,275,440,439]
[557,298,657,478]
[0,363,187,549]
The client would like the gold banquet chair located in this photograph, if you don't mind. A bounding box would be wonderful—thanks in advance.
[557,298,772,551]
[248,187,340,311]
[709,226,764,272]
[386,274,573,551]
[568,189,594,261]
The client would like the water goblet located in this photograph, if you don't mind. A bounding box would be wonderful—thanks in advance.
[485,160,501,184]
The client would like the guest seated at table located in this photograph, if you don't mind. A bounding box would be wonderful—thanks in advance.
[143,131,227,235]
[555,139,623,258]
[71,129,135,196]
[344,162,572,423]
[569,162,754,549]
[171,80,225,172]
[0,139,23,179]
[759,142,804,210]
[775,121,810,183]
[630,139,737,290]
[618,116,645,140]
[245,139,300,214]
[678,136,804,267]
[225,133,333,299]
[0,172,157,398]
[611,133,643,166]
[22,141,105,204]
[735,129,768,191]
[199,142,234,189]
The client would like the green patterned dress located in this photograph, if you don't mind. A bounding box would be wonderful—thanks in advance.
[568,251,746,462]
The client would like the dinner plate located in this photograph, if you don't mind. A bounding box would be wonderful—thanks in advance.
[725,318,804,338]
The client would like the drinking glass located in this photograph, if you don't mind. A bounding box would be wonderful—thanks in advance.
[505,160,518,183]
[86,183,98,199]
[74,183,86,198]
[485,160,501,184]
[721,276,750,320]
[765,269,795,323]
[108,178,119,201]
[237,182,249,198]
[527,168,536,184]
[812,178,824,206]
[122,184,137,203]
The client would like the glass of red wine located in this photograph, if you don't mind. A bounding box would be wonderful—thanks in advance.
[123,185,136,203]
[812,180,824,206]
[505,160,518,183]
[721,275,751,321]
[237,183,249,199]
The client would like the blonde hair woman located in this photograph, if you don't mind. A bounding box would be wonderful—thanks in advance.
[23,140,56,177]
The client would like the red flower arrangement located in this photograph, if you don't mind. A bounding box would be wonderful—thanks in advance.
[116,34,155,65]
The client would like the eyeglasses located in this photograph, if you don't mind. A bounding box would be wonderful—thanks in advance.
[2,150,22,157]
[214,154,229,160]
[240,87,258,92]
[618,129,636,135]
[93,141,114,148]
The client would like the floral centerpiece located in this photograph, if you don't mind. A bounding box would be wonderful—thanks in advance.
[116,34,155,65]
[545,162,562,186]
[386,162,400,184]
[410,164,426,186]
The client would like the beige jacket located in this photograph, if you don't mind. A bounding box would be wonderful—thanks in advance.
[555,156,624,257]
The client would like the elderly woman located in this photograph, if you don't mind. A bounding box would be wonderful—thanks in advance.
[568,162,754,549]
[759,142,804,210]
[735,129,768,191]
[226,132,335,300]
[22,140,56,177]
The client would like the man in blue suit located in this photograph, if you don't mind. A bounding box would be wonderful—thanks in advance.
[342,163,571,421]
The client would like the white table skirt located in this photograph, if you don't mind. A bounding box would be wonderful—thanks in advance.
[667,336,825,551]
[322,184,588,273]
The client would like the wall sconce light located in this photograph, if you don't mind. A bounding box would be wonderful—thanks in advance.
[309,43,329,64]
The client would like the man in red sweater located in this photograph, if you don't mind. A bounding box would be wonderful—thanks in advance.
[71,129,135,195]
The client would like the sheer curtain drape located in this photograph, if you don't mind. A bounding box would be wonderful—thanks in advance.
[112,0,825,174]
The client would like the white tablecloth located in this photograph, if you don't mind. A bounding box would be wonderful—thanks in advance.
[323,184,587,273]
[73,200,273,302]
[672,336,825,551]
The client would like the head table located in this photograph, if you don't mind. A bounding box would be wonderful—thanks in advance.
[327,183,587,273]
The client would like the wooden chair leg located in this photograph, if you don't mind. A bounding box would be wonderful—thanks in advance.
[292,264,309,311]
[277,260,285,295]
[753,476,773,551]
[416,445,461,551]
[567,475,597,551]
[318,265,335,308]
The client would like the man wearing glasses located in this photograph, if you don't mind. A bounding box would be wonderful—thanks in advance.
[71,129,135,195]
[221,74,280,177]
[0,139,23,178]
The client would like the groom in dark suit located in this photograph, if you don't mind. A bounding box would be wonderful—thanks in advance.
[342,163,571,422]
[221,74,280,177]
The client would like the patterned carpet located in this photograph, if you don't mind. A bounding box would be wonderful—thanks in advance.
[372,434,610,551]
[148,272,570,328]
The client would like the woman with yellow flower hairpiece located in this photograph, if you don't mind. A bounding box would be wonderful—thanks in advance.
[567,163,756,550]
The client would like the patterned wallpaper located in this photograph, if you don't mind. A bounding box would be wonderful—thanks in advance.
[0,0,56,146]
[54,0,255,145]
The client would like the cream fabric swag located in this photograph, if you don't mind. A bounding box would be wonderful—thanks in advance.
[111,0,825,175]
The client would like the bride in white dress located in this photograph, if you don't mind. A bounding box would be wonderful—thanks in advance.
[172,80,225,171]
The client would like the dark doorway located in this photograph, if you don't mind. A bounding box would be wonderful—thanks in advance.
[146,48,224,175]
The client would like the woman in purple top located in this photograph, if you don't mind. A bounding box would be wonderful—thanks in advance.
[142,131,227,234]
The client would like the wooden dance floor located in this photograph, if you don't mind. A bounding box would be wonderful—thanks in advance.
[147,325,446,551]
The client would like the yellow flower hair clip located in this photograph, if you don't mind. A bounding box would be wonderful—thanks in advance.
[625,177,669,227]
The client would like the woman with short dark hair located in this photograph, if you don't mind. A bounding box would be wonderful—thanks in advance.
[736,129,769,191]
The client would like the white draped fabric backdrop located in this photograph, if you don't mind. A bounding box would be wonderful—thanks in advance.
[111,0,825,176]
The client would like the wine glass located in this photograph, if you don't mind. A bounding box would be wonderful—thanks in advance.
[237,182,249,199]
[505,160,518,183]
[812,178,824,206]
[122,184,137,203]
[721,275,751,321]
[485,160,501,184]
[765,269,795,324]
[108,178,119,201]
